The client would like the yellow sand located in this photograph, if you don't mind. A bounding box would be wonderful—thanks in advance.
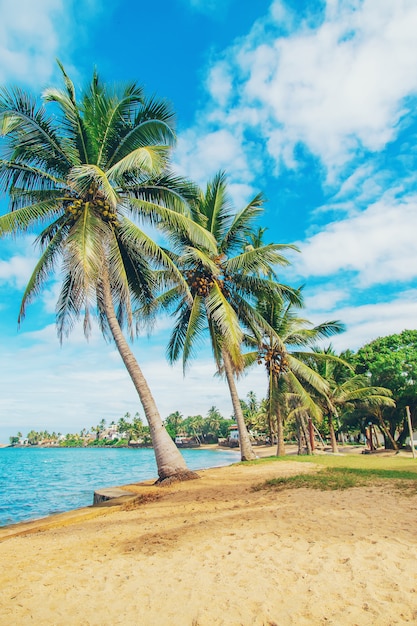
[1,450,417,625]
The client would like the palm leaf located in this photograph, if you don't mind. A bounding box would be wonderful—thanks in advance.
[205,282,243,367]
[18,229,64,323]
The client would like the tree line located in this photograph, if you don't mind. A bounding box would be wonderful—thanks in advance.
[9,328,417,451]
[1,66,416,479]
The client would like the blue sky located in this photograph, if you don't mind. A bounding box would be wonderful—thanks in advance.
[1,0,417,442]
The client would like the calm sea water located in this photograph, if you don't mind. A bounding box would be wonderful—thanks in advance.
[0,446,237,527]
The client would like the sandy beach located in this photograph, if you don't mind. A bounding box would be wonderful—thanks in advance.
[1,448,417,625]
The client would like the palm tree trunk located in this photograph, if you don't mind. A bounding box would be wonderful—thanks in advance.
[300,412,312,455]
[275,406,286,456]
[101,271,197,482]
[222,349,256,461]
[328,413,339,453]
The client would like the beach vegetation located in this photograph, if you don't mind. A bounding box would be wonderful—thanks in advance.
[0,64,216,481]
[306,346,395,453]
[244,292,344,455]
[249,452,417,492]
[155,171,297,461]
[352,330,417,447]
[256,466,417,492]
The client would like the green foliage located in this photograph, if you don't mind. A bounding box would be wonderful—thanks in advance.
[256,466,417,492]
[354,330,417,443]
[160,171,296,373]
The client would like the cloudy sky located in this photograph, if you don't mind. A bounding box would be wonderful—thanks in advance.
[1,0,416,442]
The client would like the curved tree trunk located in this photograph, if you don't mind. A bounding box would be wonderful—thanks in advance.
[375,408,398,450]
[299,412,312,455]
[328,413,339,453]
[101,273,198,482]
[222,350,256,461]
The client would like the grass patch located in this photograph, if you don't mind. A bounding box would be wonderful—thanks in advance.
[243,452,417,474]
[255,466,417,492]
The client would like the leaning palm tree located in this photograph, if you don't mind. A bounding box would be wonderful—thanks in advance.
[308,347,396,453]
[0,64,213,481]
[245,294,344,455]
[155,172,297,460]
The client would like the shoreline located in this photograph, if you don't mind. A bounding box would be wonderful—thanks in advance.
[0,443,386,533]
[1,454,417,625]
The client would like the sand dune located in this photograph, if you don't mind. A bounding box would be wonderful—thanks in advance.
[1,455,417,625]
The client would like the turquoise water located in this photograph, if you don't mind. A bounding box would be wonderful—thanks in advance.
[0,446,237,527]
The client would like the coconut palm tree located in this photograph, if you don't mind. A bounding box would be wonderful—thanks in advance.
[0,64,213,481]
[245,294,344,455]
[308,346,396,453]
[155,172,297,460]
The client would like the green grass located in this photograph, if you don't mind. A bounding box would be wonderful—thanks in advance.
[244,452,417,472]
[255,466,417,492]
[245,452,417,492]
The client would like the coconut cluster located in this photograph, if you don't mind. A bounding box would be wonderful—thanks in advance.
[94,198,118,226]
[64,195,118,227]
[258,348,289,375]
[185,270,215,297]
[65,198,85,221]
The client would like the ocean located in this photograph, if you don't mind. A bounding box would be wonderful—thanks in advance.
[0,446,237,527]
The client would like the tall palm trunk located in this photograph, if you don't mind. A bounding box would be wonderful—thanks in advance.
[101,272,197,482]
[269,370,285,456]
[328,413,339,453]
[276,405,286,456]
[297,412,312,455]
[222,349,256,461]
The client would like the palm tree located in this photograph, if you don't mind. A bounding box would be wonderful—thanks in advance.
[0,64,212,481]
[204,406,223,441]
[164,411,184,438]
[308,347,396,453]
[157,172,297,460]
[245,294,344,455]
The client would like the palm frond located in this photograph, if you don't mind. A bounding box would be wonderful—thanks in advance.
[0,198,63,235]
[286,354,330,395]
[224,243,295,275]
[43,62,90,164]
[129,197,216,253]
[221,193,265,252]
[107,145,168,181]
[117,217,192,302]
[0,85,73,170]
[285,371,323,420]
[166,296,205,365]
[107,119,175,170]
[18,230,64,323]
[205,282,243,367]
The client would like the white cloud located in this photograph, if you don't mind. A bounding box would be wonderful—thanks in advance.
[294,195,417,286]
[248,0,417,173]
[0,0,62,84]
[206,62,233,107]
[309,290,417,352]
[0,0,100,86]
[177,0,417,187]
[304,288,350,312]
[174,127,257,202]
[0,236,40,289]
